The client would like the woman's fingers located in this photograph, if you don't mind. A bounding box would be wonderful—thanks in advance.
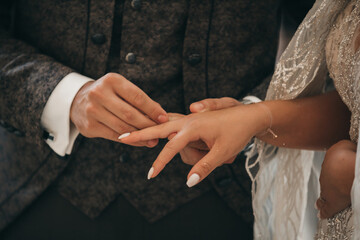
[148,132,193,179]
[119,120,181,144]
[187,140,209,151]
[168,113,185,121]
[180,147,208,165]
[89,104,156,147]
[186,142,225,187]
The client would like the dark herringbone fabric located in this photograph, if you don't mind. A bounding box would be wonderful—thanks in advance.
[0,0,282,231]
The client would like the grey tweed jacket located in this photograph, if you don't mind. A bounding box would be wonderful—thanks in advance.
[0,0,281,231]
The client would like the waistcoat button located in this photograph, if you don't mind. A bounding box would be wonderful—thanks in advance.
[131,0,142,10]
[187,53,202,66]
[91,33,106,45]
[125,53,137,64]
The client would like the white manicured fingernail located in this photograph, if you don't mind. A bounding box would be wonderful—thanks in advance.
[118,132,130,140]
[186,174,200,187]
[147,167,154,180]
[314,201,319,210]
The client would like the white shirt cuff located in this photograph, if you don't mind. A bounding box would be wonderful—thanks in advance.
[242,96,262,104]
[41,72,94,156]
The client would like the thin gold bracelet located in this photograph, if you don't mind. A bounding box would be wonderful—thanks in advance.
[256,103,278,139]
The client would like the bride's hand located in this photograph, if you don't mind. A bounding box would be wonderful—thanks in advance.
[168,109,238,166]
[120,104,269,187]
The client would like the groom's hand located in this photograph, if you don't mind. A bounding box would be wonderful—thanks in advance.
[169,97,242,165]
[190,97,241,113]
[70,73,168,147]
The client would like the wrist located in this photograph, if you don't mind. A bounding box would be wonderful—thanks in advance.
[253,103,278,139]
[228,104,270,137]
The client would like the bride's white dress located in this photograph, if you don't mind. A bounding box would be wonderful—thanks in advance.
[315,0,360,238]
[247,0,360,239]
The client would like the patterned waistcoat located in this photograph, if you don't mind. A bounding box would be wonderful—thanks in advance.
[0,0,280,230]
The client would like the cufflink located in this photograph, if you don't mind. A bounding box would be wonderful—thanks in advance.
[43,131,55,141]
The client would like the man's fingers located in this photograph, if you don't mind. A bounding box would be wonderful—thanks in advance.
[190,97,240,113]
[111,74,168,123]
[149,132,192,178]
[104,94,157,129]
[186,143,224,187]
[94,121,154,147]
[93,104,137,134]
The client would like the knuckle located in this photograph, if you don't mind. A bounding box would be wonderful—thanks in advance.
[186,119,200,129]
[116,123,131,134]
[132,91,145,106]
[165,141,177,152]
[122,109,134,122]
[208,99,218,110]
[223,97,238,106]
[149,102,162,118]
[88,87,102,100]
[104,72,117,81]
[85,104,97,116]
[199,161,212,174]
[110,119,123,133]
[153,101,162,110]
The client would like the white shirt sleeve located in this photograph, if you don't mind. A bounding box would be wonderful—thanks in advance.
[41,72,94,156]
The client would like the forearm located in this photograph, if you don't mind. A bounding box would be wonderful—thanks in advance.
[257,90,351,150]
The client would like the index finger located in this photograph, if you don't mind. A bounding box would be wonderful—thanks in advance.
[114,76,168,123]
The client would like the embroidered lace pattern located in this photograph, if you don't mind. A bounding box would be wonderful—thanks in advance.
[245,0,360,239]
[325,0,360,142]
[315,207,354,240]
[314,0,360,238]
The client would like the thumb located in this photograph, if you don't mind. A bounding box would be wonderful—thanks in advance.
[190,97,241,113]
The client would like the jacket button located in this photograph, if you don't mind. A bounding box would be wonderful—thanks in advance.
[187,53,202,66]
[119,153,130,163]
[131,0,141,10]
[216,177,233,187]
[13,130,25,137]
[91,33,106,45]
[125,53,136,64]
